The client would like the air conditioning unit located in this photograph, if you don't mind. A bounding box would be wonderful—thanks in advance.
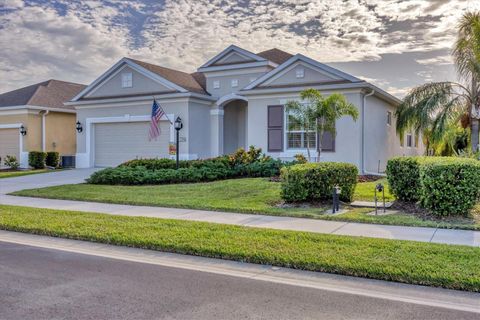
[61,155,76,168]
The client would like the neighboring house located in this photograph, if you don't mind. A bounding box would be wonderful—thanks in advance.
[0,80,86,168]
[69,45,423,173]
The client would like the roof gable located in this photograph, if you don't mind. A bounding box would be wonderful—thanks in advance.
[256,48,293,65]
[72,58,207,101]
[199,45,267,69]
[243,54,361,90]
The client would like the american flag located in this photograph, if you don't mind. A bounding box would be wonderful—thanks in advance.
[149,99,166,141]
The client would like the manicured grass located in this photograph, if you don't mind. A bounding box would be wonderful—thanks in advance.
[13,178,480,230]
[0,169,49,179]
[353,179,394,201]
[0,205,479,291]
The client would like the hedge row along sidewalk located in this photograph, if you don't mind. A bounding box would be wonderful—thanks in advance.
[0,205,479,292]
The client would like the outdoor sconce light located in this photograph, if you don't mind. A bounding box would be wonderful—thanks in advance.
[76,121,83,133]
[174,117,183,169]
[20,125,27,136]
[332,185,341,213]
[374,183,386,215]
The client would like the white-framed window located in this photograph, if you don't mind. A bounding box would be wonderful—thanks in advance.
[121,72,132,88]
[231,79,238,87]
[406,133,413,147]
[213,80,220,89]
[295,67,305,78]
[387,111,392,126]
[285,113,316,149]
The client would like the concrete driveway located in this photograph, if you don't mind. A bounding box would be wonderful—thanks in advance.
[0,168,99,194]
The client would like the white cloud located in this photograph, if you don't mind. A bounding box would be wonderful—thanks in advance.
[0,0,478,94]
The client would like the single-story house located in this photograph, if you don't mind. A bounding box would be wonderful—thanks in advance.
[0,79,86,168]
[69,45,424,173]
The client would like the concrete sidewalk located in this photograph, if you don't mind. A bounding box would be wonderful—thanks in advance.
[0,169,479,247]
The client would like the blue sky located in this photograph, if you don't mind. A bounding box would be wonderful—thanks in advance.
[1,0,479,97]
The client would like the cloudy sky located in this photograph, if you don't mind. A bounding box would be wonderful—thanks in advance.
[1,0,479,97]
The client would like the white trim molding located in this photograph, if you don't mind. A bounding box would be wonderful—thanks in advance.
[76,113,175,168]
[215,93,248,108]
[0,123,28,168]
[210,109,225,116]
[199,44,267,69]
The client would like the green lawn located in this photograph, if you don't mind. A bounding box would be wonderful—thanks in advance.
[13,178,480,230]
[353,178,394,201]
[0,204,479,292]
[0,169,49,179]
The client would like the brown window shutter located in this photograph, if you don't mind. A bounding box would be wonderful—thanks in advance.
[268,105,284,152]
[318,121,335,152]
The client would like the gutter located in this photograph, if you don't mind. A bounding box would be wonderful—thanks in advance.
[41,110,50,151]
[361,89,380,176]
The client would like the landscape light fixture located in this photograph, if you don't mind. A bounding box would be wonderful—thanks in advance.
[374,183,386,215]
[332,185,341,213]
[174,117,183,169]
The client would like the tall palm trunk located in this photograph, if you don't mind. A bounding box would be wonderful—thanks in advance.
[472,79,479,153]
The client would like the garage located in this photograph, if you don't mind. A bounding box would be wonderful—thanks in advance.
[94,121,171,167]
[0,128,20,167]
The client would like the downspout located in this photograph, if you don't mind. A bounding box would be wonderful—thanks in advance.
[41,110,50,151]
[361,89,377,175]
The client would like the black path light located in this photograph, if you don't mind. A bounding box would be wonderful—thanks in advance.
[332,185,341,213]
[174,116,183,170]
[374,183,386,215]
[76,121,83,133]
[20,125,27,136]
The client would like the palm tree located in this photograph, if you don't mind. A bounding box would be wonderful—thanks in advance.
[396,12,480,153]
[286,88,358,162]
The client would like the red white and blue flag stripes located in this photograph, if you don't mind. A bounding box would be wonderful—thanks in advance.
[149,99,166,141]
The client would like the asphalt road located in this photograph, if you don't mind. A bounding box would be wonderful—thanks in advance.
[0,241,478,320]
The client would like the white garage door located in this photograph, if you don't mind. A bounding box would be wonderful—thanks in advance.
[94,121,170,167]
[0,128,20,167]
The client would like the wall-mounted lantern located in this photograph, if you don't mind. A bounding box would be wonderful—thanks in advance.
[76,121,83,133]
[20,125,27,136]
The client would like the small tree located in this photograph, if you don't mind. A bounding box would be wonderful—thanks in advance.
[286,88,359,162]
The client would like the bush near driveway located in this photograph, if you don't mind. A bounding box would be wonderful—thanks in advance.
[45,152,60,168]
[280,162,358,202]
[386,156,480,216]
[28,151,47,169]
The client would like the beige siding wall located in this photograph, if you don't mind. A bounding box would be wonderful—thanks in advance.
[45,112,77,155]
[26,113,42,152]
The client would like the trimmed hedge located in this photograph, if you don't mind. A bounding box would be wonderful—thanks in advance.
[280,162,358,202]
[386,156,480,216]
[88,158,285,185]
[419,158,480,216]
[386,157,422,202]
[28,151,46,169]
[46,152,60,168]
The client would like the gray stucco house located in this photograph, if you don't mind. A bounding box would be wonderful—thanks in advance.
[69,45,423,173]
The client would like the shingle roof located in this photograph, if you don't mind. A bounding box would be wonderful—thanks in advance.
[256,48,293,65]
[127,58,207,95]
[0,80,86,109]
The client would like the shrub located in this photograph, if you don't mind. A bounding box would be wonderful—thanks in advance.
[28,151,46,169]
[45,152,60,168]
[419,158,480,216]
[228,146,265,166]
[4,155,19,170]
[280,162,358,202]
[294,153,308,164]
[386,157,422,202]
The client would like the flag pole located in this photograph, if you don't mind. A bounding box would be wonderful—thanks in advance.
[152,95,173,124]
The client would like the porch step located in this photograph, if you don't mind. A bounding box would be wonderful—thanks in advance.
[350,201,393,208]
